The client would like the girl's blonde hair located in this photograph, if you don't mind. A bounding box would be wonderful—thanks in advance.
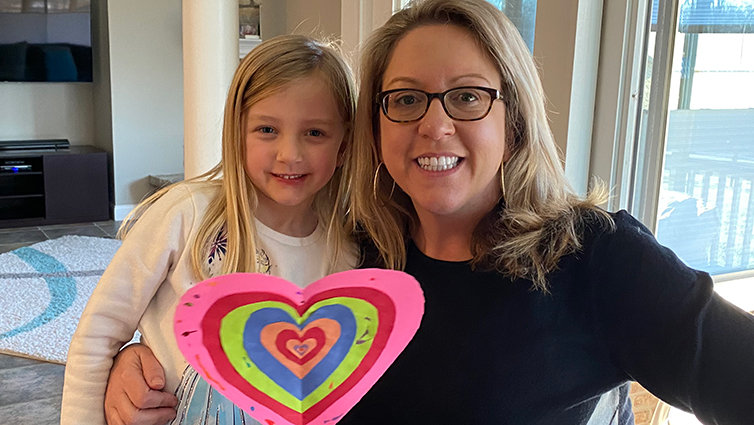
[349,0,612,289]
[121,35,356,280]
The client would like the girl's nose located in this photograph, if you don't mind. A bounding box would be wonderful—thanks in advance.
[277,136,304,163]
[417,98,456,141]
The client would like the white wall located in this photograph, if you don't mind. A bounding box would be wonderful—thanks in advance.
[0,83,94,144]
[286,0,341,38]
[107,0,184,209]
[533,0,603,195]
[261,0,341,39]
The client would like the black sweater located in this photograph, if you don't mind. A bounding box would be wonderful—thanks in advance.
[340,211,754,424]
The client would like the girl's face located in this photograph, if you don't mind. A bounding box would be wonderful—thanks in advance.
[244,74,345,219]
[379,24,509,223]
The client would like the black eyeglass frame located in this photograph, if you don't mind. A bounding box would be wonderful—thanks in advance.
[377,86,503,123]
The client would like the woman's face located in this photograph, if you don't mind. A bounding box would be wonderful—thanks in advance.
[379,24,509,223]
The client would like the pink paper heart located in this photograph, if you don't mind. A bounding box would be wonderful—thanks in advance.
[174,269,424,425]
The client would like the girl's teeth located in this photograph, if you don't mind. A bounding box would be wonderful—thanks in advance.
[417,156,460,172]
[277,174,303,179]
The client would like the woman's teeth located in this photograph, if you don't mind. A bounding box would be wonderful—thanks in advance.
[417,156,460,172]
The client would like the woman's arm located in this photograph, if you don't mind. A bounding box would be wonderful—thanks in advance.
[591,210,754,424]
[104,344,178,425]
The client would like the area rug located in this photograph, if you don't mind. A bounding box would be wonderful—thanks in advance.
[0,235,124,364]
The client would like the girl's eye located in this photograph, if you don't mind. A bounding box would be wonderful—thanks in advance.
[258,126,275,134]
[307,129,325,137]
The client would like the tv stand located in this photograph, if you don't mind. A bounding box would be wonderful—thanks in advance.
[0,145,109,228]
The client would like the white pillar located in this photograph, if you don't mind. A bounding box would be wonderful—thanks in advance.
[183,0,239,179]
[340,0,397,57]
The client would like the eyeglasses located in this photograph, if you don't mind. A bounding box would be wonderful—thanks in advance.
[377,86,503,123]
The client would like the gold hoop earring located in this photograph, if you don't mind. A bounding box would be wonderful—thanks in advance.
[373,162,396,202]
[500,161,506,200]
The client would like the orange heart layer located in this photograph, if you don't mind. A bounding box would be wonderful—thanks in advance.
[260,319,341,379]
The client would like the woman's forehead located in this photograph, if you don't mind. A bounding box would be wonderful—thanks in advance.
[381,24,500,90]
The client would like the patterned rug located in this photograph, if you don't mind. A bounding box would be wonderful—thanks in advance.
[0,235,122,364]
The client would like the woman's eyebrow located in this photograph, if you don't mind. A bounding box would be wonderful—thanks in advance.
[383,76,421,88]
[448,73,493,85]
[383,73,494,89]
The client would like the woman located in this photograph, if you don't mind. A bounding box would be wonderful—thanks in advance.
[102,1,754,424]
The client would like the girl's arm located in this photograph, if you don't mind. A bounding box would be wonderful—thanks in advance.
[61,185,196,425]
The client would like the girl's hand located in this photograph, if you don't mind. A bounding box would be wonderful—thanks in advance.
[104,343,178,425]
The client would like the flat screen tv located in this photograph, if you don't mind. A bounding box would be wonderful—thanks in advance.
[0,0,92,82]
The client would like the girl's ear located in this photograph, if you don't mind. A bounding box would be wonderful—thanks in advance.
[337,141,348,167]
[336,127,350,167]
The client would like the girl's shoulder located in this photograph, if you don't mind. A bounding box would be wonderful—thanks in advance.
[153,180,222,210]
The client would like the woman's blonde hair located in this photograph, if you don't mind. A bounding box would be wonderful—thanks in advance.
[120,34,356,280]
[349,0,612,289]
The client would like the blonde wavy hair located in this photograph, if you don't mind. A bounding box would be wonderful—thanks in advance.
[349,0,612,289]
[120,35,356,281]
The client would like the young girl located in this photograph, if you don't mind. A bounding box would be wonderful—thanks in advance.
[61,34,357,425]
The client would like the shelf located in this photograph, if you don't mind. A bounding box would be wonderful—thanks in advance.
[0,146,109,226]
[0,171,43,176]
[0,194,44,200]
[0,196,45,220]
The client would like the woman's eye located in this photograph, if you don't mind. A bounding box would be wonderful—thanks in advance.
[397,96,415,105]
[394,94,420,106]
[458,92,479,103]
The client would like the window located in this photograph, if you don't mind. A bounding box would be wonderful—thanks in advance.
[630,0,754,282]
[394,0,537,50]
[486,0,537,51]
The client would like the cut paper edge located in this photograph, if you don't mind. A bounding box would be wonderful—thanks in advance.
[174,269,424,425]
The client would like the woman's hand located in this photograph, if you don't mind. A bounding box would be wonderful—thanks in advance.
[104,343,178,425]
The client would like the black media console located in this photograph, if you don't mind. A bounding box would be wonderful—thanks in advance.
[0,145,110,228]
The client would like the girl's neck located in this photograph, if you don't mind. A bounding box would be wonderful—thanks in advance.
[255,201,319,238]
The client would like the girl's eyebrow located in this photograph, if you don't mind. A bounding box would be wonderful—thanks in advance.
[246,114,281,123]
[302,118,340,126]
[246,115,339,126]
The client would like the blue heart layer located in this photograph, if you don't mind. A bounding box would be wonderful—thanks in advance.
[242,305,356,400]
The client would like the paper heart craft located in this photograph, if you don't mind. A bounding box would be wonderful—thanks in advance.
[173,269,424,425]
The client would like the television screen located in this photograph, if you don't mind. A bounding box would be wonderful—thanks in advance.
[0,0,92,82]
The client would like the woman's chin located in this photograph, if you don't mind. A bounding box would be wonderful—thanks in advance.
[410,197,468,220]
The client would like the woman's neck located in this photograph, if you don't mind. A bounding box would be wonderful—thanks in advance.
[412,211,485,262]
[255,201,319,238]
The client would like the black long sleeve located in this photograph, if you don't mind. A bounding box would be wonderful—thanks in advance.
[341,210,754,424]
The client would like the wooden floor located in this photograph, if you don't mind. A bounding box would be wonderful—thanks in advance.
[0,220,120,424]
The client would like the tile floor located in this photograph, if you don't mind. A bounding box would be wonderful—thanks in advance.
[0,221,121,254]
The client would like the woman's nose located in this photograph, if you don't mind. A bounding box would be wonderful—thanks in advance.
[417,98,456,141]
